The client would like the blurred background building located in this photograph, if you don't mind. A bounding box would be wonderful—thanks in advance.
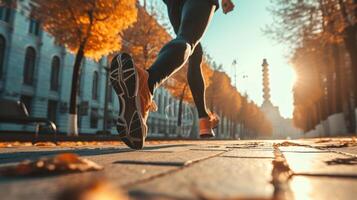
[260,59,302,139]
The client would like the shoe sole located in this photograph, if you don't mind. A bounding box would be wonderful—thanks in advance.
[110,53,146,150]
[199,130,216,139]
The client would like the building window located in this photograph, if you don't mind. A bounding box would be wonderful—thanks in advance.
[90,108,98,129]
[29,19,40,36]
[0,35,5,79]
[0,5,11,23]
[23,47,36,85]
[20,95,33,115]
[92,71,99,100]
[105,110,114,129]
[108,84,113,103]
[50,56,60,91]
[47,100,58,123]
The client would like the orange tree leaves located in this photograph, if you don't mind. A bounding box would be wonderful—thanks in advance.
[122,5,171,68]
[30,0,137,60]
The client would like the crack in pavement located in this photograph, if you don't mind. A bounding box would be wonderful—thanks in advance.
[271,141,357,200]
[271,144,294,200]
[122,149,231,189]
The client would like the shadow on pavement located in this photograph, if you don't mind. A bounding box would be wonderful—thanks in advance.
[0,144,193,165]
[220,155,274,159]
[113,160,185,167]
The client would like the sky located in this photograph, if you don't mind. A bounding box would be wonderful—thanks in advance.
[155,0,296,118]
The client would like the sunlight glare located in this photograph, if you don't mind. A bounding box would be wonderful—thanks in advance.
[291,68,298,86]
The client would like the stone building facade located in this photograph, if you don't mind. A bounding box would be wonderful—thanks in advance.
[0,2,198,137]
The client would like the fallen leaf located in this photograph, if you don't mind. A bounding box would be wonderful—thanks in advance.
[0,142,33,148]
[274,141,301,147]
[34,142,57,147]
[57,180,128,200]
[0,153,103,177]
[315,138,332,143]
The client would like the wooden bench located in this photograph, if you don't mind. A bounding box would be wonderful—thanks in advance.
[0,99,57,136]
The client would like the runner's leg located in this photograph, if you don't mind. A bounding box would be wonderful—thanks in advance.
[147,0,216,94]
[187,43,209,118]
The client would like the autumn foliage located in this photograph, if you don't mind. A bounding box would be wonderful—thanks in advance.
[30,0,137,60]
[30,0,138,135]
[122,4,171,69]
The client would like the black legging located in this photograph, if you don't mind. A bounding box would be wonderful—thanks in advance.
[147,0,216,118]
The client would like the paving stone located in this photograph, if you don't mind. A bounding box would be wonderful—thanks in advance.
[222,148,274,158]
[0,146,223,200]
[281,147,357,176]
[2,140,356,200]
[0,173,104,200]
[329,146,357,156]
[0,144,199,165]
[0,147,130,165]
[279,146,327,153]
[289,176,357,200]
[129,153,274,200]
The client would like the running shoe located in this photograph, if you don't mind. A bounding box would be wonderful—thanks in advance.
[199,112,219,138]
[110,53,156,149]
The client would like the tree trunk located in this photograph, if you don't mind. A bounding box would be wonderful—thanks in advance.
[319,96,330,136]
[333,44,343,113]
[340,43,357,133]
[67,44,85,136]
[345,30,357,101]
[325,46,336,116]
[232,122,237,139]
[344,88,356,133]
[225,118,229,137]
[343,27,357,133]
[339,0,357,103]
[239,122,244,139]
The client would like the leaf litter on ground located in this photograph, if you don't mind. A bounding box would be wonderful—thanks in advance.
[315,137,357,148]
[0,153,103,177]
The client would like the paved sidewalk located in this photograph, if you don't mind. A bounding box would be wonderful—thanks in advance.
[0,139,356,200]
